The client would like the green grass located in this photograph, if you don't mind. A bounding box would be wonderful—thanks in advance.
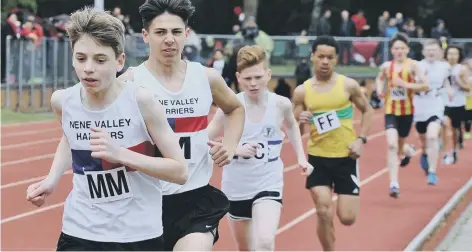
[270,64,379,77]
[1,109,56,125]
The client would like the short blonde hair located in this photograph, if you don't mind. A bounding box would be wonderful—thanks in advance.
[236,45,268,72]
[65,6,125,57]
[422,38,441,48]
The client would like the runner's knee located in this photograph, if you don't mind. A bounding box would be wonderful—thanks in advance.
[387,140,398,152]
[254,233,275,251]
[337,210,356,226]
[315,201,334,222]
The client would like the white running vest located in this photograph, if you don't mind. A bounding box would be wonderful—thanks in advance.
[448,64,467,107]
[414,60,450,122]
[61,82,163,243]
[133,61,213,194]
[221,92,285,201]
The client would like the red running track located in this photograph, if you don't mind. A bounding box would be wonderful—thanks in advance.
[1,108,472,251]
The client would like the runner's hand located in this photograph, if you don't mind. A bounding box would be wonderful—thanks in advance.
[235,143,258,158]
[26,178,56,207]
[298,159,314,176]
[348,138,364,159]
[90,128,121,163]
[208,140,234,167]
[299,111,312,124]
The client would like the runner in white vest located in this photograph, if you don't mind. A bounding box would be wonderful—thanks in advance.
[25,7,187,251]
[444,45,470,164]
[207,45,313,251]
[119,0,245,250]
[414,39,451,185]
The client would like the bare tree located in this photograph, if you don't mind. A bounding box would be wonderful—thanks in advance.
[243,0,259,22]
[308,0,324,35]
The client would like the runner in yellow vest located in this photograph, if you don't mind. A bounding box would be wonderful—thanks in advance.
[292,35,374,251]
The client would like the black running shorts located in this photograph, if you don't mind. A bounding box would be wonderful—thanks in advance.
[162,184,229,251]
[384,114,414,138]
[228,191,282,220]
[305,155,360,196]
[56,232,164,251]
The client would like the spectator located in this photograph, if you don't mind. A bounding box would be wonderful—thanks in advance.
[378,11,390,36]
[385,18,399,38]
[123,15,135,35]
[1,13,21,82]
[395,12,404,31]
[431,19,450,41]
[403,18,416,38]
[295,29,309,45]
[294,57,311,86]
[233,16,274,61]
[184,27,202,61]
[338,10,356,65]
[316,10,331,36]
[351,9,370,36]
[209,49,225,75]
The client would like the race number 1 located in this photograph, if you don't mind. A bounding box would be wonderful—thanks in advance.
[313,111,341,134]
[178,135,197,163]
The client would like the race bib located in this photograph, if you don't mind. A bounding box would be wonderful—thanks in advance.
[176,133,197,163]
[267,140,282,161]
[236,141,269,164]
[312,111,341,134]
[390,87,407,100]
[85,167,133,204]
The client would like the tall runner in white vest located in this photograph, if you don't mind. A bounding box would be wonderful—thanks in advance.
[119,0,245,250]
[25,7,188,251]
[414,39,451,185]
[444,45,470,164]
[207,45,314,251]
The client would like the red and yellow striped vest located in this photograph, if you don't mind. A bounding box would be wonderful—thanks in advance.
[385,60,415,116]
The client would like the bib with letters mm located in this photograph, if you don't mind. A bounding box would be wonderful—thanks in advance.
[390,87,408,100]
[84,167,133,204]
[235,141,269,164]
[313,111,341,134]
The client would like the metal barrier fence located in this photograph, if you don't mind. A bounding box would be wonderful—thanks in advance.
[2,34,472,109]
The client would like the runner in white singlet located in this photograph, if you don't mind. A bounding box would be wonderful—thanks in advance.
[119,0,245,250]
[25,7,187,251]
[444,45,470,164]
[207,45,313,251]
[413,39,451,184]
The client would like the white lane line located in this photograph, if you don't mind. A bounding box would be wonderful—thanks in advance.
[2,128,61,138]
[1,138,61,150]
[275,149,422,235]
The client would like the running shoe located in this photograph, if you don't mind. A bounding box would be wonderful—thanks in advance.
[389,186,400,198]
[428,172,438,185]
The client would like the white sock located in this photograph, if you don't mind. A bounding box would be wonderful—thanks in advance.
[390,181,399,188]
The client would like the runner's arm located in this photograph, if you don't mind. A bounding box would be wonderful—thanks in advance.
[281,96,306,163]
[401,62,429,91]
[457,65,471,91]
[206,67,245,156]
[292,85,307,134]
[44,90,73,186]
[207,108,225,141]
[120,88,188,184]
[347,78,374,138]
[375,62,388,95]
